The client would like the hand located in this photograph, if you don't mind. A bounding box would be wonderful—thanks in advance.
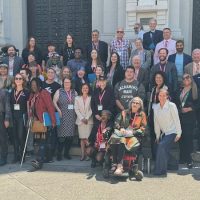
[155,138,159,144]
[121,110,126,119]
[174,135,181,143]
[95,115,101,121]
[120,128,126,134]
[58,110,62,118]
[81,119,88,124]
[4,121,9,128]
[182,107,192,113]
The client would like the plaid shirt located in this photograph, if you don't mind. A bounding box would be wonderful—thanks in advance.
[110,38,131,69]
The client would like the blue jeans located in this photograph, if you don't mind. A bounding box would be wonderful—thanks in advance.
[154,133,178,175]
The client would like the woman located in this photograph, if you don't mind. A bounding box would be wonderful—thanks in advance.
[129,38,151,70]
[74,67,89,95]
[148,71,168,160]
[87,49,103,74]
[28,78,56,170]
[153,89,182,176]
[89,65,104,92]
[109,97,147,175]
[60,33,75,65]
[74,83,93,160]
[179,74,198,168]
[53,77,77,160]
[22,37,43,65]
[89,75,115,145]
[0,63,13,92]
[29,61,44,81]
[10,73,29,163]
[106,52,124,88]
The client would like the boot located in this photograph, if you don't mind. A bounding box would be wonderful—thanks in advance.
[114,164,124,175]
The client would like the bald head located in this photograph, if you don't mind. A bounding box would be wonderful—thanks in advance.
[132,55,141,69]
[116,27,124,40]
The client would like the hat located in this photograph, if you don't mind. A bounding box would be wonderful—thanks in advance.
[0,63,8,68]
[99,75,107,81]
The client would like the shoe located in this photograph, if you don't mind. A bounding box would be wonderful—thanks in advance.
[64,154,72,160]
[114,164,124,175]
[85,156,90,161]
[31,160,42,170]
[80,156,85,161]
[110,164,117,173]
[0,160,7,166]
[187,162,193,169]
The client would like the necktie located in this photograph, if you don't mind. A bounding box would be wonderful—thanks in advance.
[165,40,168,48]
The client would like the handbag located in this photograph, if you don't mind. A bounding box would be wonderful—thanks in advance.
[31,119,47,133]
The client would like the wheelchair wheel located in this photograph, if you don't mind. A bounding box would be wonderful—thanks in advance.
[135,170,143,181]
[128,170,135,181]
[103,167,109,179]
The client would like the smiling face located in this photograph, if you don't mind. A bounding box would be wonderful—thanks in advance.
[125,68,134,81]
[47,69,55,81]
[81,84,89,95]
[28,54,36,63]
[91,49,98,60]
[14,74,24,87]
[29,37,36,47]
[0,66,8,76]
[7,46,16,57]
[182,74,192,87]
[92,31,99,42]
[111,53,118,64]
[158,90,168,104]
[95,66,103,77]
[158,49,168,62]
[66,35,73,45]
[63,78,71,90]
[131,98,141,113]
[155,74,164,86]
[116,27,124,40]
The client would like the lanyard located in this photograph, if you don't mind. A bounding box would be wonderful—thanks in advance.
[160,64,166,72]
[66,90,72,103]
[14,90,23,104]
[99,90,106,104]
[180,89,190,107]
[130,112,138,128]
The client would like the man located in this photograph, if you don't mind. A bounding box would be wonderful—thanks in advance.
[110,27,132,70]
[2,45,24,76]
[86,30,108,68]
[185,49,200,151]
[143,18,163,52]
[133,22,145,40]
[42,68,61,161]
[67,47,87,79]
[131,55,149,91]
[168,40,192,83]
[20,68,31,89]
[114,66,145,112]
[154,28,176,64]
[0,77,11,166]
[129,38,152,70]
[150,48,178,100]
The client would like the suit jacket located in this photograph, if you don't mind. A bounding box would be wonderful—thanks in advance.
[168,53,192,70]
[129,49,152,69]
[137,67,149,91]
[2,56,24,76]
[143,30,163,51]
[74,96,93,125]
[150,62,178,96]
[86,40,108,66]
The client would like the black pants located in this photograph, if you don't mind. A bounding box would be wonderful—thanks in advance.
[195,109,200,150]
[179,122,194,164]
[88,119,100,145]
[57,136,73,156]
[12,114,25,160]
[111,143,125,164]
[0,114,8,161]
[149,112,156,160]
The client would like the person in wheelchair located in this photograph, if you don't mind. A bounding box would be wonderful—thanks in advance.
[86,110,113,168]
[109,97,147,175]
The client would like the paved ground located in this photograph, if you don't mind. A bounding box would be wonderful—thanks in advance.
[0,155,200,200]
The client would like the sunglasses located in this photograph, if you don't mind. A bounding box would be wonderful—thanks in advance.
[15,77,23,80]
[183,76,190,80]
[117,31,124,33]
[132,102,140,105]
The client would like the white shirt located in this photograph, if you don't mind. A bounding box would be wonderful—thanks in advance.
[154,39,176,64]
[153,100,182,140]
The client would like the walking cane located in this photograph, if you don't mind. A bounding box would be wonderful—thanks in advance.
[20,118,32,167]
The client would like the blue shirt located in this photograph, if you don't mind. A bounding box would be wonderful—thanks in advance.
[175,54,184,80]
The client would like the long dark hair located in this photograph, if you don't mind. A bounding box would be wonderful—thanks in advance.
[30,77,42,93]
[64,33,75,48]
[108,52,121,71]
[152,71,167,88]
[79,83,91,96]
[90,49,103,66]
[26,36,37,50]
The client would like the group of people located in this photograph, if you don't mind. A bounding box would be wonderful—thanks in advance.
[0,17,200,177]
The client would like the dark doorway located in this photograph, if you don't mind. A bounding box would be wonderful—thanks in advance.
[192,0,200,50]
[27,0,92,52]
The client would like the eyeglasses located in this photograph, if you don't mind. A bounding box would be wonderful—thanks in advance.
[15,77,23,80]
[132,102,140,105]
[117,31,124,33]
[183,75,190,80]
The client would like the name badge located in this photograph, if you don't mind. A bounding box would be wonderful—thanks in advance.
[68,104,74,110]
[100,142,106,149]
[98,105,103,111]
[14,104,20,110]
